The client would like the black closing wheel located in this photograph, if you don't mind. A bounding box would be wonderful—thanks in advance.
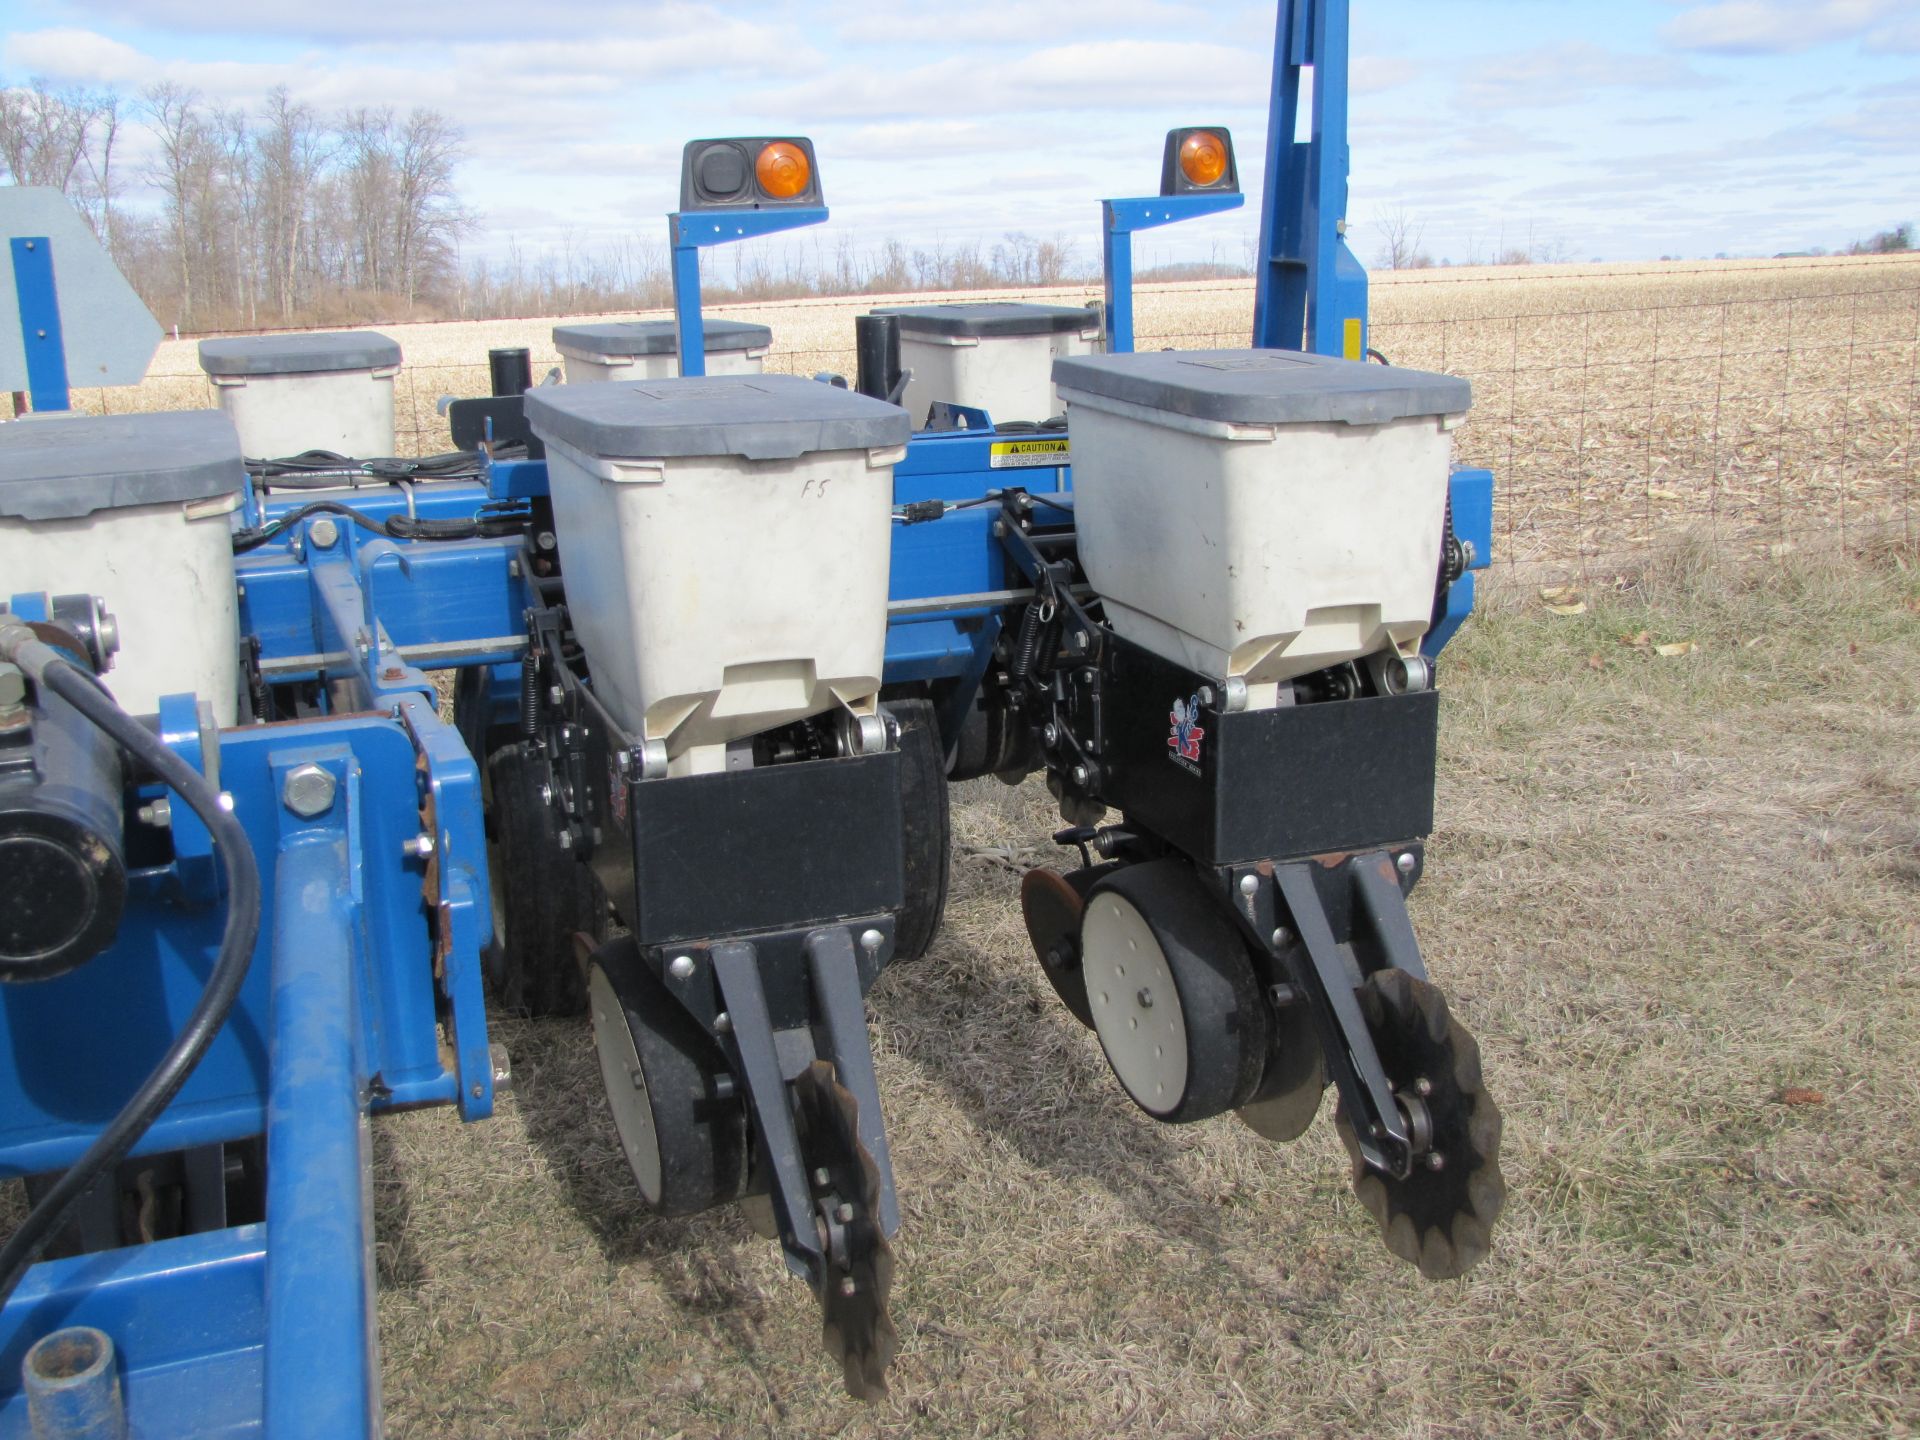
[1019,862,1120,1029]
[485,742,597,1016]
[1079,860,1271,1123]
[1335,968,1506,1280]
[589,937,749,1218]
[886,698,950,962]
[1237,997,1327,1144]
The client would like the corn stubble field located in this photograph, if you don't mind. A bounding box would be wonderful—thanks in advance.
[73,258,1920,1433]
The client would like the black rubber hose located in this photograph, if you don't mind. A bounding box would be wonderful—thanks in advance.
[0,623,262,1306]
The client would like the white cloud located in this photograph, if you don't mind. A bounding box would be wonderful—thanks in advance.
[45,0,771,45]
[1455,41,1722,110]
[749,39,1275,120]
[1662,0,1920,55]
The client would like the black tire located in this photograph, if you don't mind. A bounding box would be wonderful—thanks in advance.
[1080,859,1271,1123]
[589,938,748,1218]
[887,698,950,962]
[485,742,596,1017]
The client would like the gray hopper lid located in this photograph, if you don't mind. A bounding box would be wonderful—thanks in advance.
[525,374,909,463]
[552,319,773,357]
[0,409,246,521]
[198,330,402,376]
[875,302,1102,338]
[1053,348,1471,426]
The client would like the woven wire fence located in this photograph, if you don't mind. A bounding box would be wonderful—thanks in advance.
[100,269,1920,582]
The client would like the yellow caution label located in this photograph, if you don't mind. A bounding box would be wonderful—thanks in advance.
[988,437,1070,469]
[1343,318,1364,361]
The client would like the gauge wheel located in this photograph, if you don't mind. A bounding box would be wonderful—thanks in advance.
[1079,859,1271,1123]
[589,937,749,1217]
[486,742,597,1017]
[886,698,950,962]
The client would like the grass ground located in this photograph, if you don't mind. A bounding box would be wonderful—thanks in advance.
[374,545,1920,1438]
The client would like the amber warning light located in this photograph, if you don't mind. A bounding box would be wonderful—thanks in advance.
[755,141,812,199]
[1159,127,1239,196]
[680,136,825,211]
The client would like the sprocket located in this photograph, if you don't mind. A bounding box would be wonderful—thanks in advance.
[1335,968,1505,1280]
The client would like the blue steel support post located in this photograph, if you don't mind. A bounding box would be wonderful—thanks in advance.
[265,750,378,1438]
[8,237,71,412]
[667,207,828,377]
[1100,194,1244,354]
[1252,0,1368,358]
[1101,205,1134,356]
[668,217,709,378]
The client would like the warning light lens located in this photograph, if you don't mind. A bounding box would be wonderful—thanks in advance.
[1179,131,1229,187]
[756,142,812,199]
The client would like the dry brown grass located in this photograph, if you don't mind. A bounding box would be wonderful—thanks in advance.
[371,546,1920,1439]
[70,254,1920,584]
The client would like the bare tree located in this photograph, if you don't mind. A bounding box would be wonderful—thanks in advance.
[256,87,327,320]
[142,82,212,327]
[76,90,123,253]
[393,109,467,309]
[1376,204,1429,270]
[0,80,96,192]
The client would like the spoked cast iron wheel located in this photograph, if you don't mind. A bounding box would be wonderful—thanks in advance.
[1335,967,1505,1280]
[486,742,598,1017]
[588,937,749,1217]
[1078,859,1270,1123]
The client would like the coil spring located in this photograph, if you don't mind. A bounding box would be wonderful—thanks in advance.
[1008,601,1049,684]
[520,650,541,737]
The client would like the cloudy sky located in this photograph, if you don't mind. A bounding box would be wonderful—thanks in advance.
[4,0,1917,271]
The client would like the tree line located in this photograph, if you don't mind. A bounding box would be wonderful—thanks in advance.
[2,78,467,330]
[2,78,1115,330]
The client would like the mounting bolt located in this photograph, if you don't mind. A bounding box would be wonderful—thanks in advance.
[1415,1076,1433,1097]
[714,1011,731,1033]
[813,1167,832,1187]
[1239,874,1259,897]
[836,1202,855,1223]
[859,928,885,956]
[490,1043,513,1092]
[1271,926,1291,947]
[1397,852,1417,875]
[1042,721,1059,747]
[402,832,436,860]
[548,685,565,706]
[555,827,573,851]
[1070,763,1090,787]
[839,1276,858,1297]
[1269,983,1299,1007]
[1197,685,1215,708]
[137,797,173,828]
[1073,630,1089,650]
[381,664,406,682]
[668,954,696,980]
[308,515,340,549]
[282,763,336,819]
[1136,987,1154,1009]
[1426,1151,1446,1171]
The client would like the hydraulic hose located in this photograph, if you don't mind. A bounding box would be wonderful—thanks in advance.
[0,619,262,1307]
